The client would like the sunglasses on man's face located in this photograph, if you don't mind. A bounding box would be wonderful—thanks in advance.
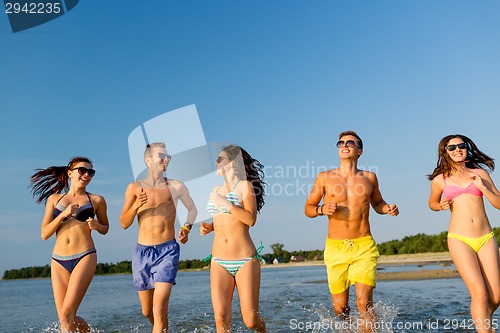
[71,167,96,177]
[157,153,172,161]
[336,140,360,149]
[445,143,467,151]
[149,153,172,161]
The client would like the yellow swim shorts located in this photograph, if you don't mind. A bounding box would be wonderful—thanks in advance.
[324,235,380,295]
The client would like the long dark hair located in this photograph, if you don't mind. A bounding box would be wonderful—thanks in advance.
[222,145,267,212]
[427,134,494,180]
[30,156,93,204]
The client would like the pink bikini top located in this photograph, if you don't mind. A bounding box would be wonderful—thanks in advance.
[442,170,483,200]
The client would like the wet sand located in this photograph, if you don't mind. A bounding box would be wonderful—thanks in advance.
[378,251,459,281]
[376,268,459,281]
[263,252,460,281]
[378,251,452,265]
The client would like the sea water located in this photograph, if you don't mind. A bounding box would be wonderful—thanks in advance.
[0,264,490,332]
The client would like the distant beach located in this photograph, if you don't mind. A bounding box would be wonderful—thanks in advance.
[262,252,459,281]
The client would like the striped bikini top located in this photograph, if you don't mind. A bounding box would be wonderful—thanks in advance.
[442,170,483,200]
[206,181,242,216]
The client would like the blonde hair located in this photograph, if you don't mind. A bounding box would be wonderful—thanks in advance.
[144,142,166,160]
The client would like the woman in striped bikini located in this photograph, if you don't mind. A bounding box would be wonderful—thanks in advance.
[200,145,267,333]
[30,156,109,332]
[428,134,500,333]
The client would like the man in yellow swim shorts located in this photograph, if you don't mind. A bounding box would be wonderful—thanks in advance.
[305,130,399,333]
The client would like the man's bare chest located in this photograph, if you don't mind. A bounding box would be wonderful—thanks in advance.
[324,178,373,198]
[142,186,177,210]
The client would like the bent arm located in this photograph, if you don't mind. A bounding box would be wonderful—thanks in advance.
[178,183,198,225]
[120,183,139,229]
[94,195,109,235]
[41,195,67,240]
[370,174,389,214]
[304,174,324,218]
[477,170,500,209]
[228,181,258,227]
[428,178,444,211]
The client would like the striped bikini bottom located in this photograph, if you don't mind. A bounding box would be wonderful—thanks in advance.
[205,242,264,277]
[212,257,253,276]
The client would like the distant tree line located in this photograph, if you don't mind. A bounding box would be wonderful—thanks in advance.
[2,258,211,280]
[2,265,51,280]
[377,227,500,255]
[377,232,449,255]
[4,228,500,279]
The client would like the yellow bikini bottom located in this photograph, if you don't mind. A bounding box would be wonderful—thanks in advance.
[447,231,495,253]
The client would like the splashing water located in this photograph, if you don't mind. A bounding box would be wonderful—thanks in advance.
[5,266,482,332]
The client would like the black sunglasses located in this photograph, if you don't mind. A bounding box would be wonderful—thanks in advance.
[157,153,172,161]
[446,143,467,151]
[149,153,172,161]
[71,167,96,177]
[216,156,229,164]
[336,140,360,149]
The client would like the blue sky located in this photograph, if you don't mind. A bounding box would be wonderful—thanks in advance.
[1,0,500,276]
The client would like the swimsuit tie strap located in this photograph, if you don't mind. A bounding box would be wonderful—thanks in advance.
[343,239,354,249]
[255,241,265,263]
[143,245,160,256]
[202,253,213,263]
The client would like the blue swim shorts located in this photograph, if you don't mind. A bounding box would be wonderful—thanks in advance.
[132,239,180,291]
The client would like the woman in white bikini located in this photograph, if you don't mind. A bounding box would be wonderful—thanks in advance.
[200,145,267,333]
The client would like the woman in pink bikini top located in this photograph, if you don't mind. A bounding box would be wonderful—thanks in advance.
[442,168,483,200]
[428,134,500,332]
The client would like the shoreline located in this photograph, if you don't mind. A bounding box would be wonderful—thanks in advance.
[262,251,453,268]
[262,252,459,281]
[2,252,458,281]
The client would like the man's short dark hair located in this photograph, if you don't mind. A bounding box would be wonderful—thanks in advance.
[338,130,363,149]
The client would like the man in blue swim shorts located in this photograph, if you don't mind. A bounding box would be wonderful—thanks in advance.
[305,131,399,333]
[120,142,197,333]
